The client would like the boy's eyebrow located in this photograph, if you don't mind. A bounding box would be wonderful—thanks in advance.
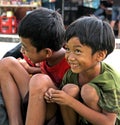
[66,43,82,48]
[21,43,27,49]
[73,45,82,48]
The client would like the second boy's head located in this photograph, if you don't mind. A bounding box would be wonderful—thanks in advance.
[64,16,115,73]
[65,16,115,56]
[18,7,65,63]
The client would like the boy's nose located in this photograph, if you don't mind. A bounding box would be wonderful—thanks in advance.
[67,53,76,61]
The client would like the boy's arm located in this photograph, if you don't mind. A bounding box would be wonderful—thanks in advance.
[68,94,116,125]
[49,89,117,125]
[18,58,41,74]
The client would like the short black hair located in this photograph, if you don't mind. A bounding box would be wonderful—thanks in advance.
[18,7,65,52]
[65,16,115,56]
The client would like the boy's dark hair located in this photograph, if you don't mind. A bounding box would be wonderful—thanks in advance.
[65,16,115,56]
[18,7,65,52]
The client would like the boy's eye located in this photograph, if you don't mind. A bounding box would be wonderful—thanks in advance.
[74,49,81,54]
[21,45,28,52]
[75,49,81,53]
[64,46,70,52]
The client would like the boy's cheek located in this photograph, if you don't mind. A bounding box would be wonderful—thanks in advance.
[65,54,68,60]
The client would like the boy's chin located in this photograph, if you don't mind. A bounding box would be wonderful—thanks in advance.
[71,69,80,74]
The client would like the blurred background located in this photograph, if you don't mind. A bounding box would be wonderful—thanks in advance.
[0,0,120,72]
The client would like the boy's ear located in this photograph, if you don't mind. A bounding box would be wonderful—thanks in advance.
[45,48,53,58]
[96,50,107,61]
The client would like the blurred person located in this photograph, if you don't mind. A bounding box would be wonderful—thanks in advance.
[109,0,120,38]
[94,0,112,20]
[77,0,100,19]
[83,0,100,10]
[42,0,56,10]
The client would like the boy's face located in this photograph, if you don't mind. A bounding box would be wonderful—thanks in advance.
[65,37,101,74]
[20,37,48,63]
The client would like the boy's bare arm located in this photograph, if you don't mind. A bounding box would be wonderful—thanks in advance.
[18,58,41,74]
[46,89,117,125]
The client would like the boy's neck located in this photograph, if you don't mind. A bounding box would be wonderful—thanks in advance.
[46,48,66,67]
[79,62,101,85]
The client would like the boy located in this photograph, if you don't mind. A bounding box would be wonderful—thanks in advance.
[0,7,69,125]
[45,16,120,125]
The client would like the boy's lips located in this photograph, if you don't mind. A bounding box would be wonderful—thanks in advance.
[69,63,79,69]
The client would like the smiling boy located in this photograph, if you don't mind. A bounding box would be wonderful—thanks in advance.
[45,16,120,125]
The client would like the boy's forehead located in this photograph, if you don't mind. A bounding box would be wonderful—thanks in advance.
[20,37,31,45]
[67,37,81,46]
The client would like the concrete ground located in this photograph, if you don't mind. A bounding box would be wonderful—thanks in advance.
[0,42,19,59]
[103,39,120,72]
[0,39,120,73]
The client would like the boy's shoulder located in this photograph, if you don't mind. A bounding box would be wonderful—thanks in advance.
[91,62,120,88]
[40,58,70,73]
[101,62,120,76]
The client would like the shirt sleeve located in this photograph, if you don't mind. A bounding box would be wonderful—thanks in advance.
[60,69,79,89]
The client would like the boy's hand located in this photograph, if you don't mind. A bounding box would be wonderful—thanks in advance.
[18,58,30,70]
[44,88,55,103]
[45,88,72,106]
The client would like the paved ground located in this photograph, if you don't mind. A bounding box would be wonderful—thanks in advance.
[104,49,120,72]
[0,42,19,59]
[0,39,120,72]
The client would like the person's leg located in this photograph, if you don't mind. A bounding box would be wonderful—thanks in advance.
[94,8,105,20]
[110,7,118,34]
[42,1,50,9]
[118,21,120,38]
[49,2,55,10]
[94,8,104,17]
[81,84,100,112]
[0,57,30,125]
[25,74,57,125]
[117,6,120,38]
[0,92,9,125]
[60,84,100,125]
[60,84,80,125]
[110,20,116,29]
